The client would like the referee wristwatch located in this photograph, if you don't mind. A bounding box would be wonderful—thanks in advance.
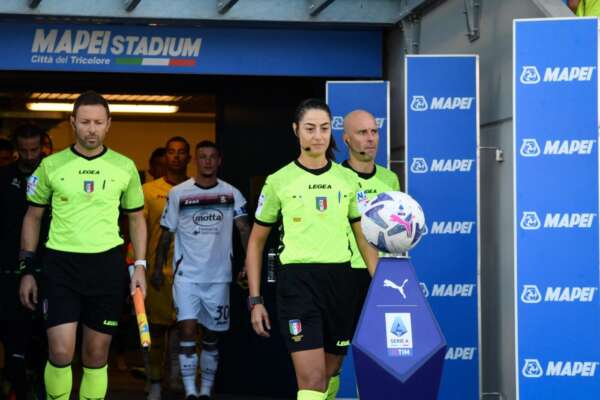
[247,296,264,311]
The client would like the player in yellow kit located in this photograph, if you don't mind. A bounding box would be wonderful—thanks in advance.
[144,137,191,399]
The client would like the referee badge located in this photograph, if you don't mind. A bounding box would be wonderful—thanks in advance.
[289,319,302,336]
[315,196,328,212]
[83,180,94,193]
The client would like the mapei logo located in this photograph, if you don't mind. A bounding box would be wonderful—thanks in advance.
[430,284,475,297]
[332,116,384,130]
[521,284,597,303]
[410,157,474,173]
[521,285,542,304]
[520,138,595,157]
[445,347,477,361]
[429,221,475,235]
[332,116,344,130]
[520,211,541,230]
[520,65,596,84]
[520,139,541,157]
[410,96,428,111]
[410,95,474,111]
[521,211,596,230]
[410,157,428,173]
[419,282,429,297]
[522,359,599,378]
[522,359,544,378]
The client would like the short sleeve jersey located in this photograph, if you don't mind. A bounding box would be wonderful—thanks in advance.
[143,177,175,277]
[27,146,144,253]
[255,160,362,265]
[342,161,400,269]
[160,178,247,283]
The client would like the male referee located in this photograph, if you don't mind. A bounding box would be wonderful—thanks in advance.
[19,91,147,400]
[327,109,400,399]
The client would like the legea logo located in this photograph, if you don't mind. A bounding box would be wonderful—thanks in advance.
[410,96,428,111]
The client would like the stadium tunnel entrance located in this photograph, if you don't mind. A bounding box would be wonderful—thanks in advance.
[0,21,382,398]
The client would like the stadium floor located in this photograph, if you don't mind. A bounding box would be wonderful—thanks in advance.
[103,352,284,400]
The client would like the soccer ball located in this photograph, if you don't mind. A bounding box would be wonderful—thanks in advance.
[360,191,426,254]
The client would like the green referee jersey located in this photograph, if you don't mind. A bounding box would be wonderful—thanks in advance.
[342,160,400,269]
[27,146,144,253]
[255,160,363,265]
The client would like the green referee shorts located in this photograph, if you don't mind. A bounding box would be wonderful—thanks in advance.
[42,246,128,335]
[276,262,354,355]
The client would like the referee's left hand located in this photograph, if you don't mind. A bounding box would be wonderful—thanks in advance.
[131,265,147,298]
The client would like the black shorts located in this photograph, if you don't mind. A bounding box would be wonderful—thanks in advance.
[276,263,354,355]
[42,246,127,335]
[351,268,372,333]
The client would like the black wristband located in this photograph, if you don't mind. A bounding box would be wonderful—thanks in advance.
[18,249,36,276]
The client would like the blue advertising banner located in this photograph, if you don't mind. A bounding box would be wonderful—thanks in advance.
[325,81,390,399]
[514,18,600,399]
[405,55,479,400]
[0,22,381,77]
[326,81,390,168]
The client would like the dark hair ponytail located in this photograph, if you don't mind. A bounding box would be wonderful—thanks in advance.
[293,98,338,161]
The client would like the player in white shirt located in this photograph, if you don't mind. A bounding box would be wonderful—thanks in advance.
[153,141,251,400]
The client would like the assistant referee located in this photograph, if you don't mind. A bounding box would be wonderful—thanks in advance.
[19,91,147,400]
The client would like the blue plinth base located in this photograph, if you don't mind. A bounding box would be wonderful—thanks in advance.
[352,257,446,400]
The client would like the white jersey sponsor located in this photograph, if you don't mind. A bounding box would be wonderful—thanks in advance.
[161,178,247,283]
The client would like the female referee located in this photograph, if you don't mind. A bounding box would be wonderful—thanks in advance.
[245,98,378,400]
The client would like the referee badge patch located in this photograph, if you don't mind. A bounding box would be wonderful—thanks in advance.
[289,319,302,336]
[315,196,328,212]
[83,180,94,193]
[26,175,39,195]
[289,319,303,342]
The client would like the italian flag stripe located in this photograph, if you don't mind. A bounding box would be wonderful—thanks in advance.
[115,57,196,67]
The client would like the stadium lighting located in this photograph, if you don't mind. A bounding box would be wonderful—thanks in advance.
[26,102,179,114]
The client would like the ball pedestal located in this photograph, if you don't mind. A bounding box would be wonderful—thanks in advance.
[352,257,446,400]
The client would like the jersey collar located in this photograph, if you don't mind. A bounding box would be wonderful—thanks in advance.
[294,159,332,176]
[70,145,108,161]
[194,179,219,190]
[342,159,376,179]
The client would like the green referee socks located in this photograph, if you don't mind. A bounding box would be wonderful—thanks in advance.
[79,364,108,400]
[326,373,341,400]
[44,361,72,400]
[297,389,327,400]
